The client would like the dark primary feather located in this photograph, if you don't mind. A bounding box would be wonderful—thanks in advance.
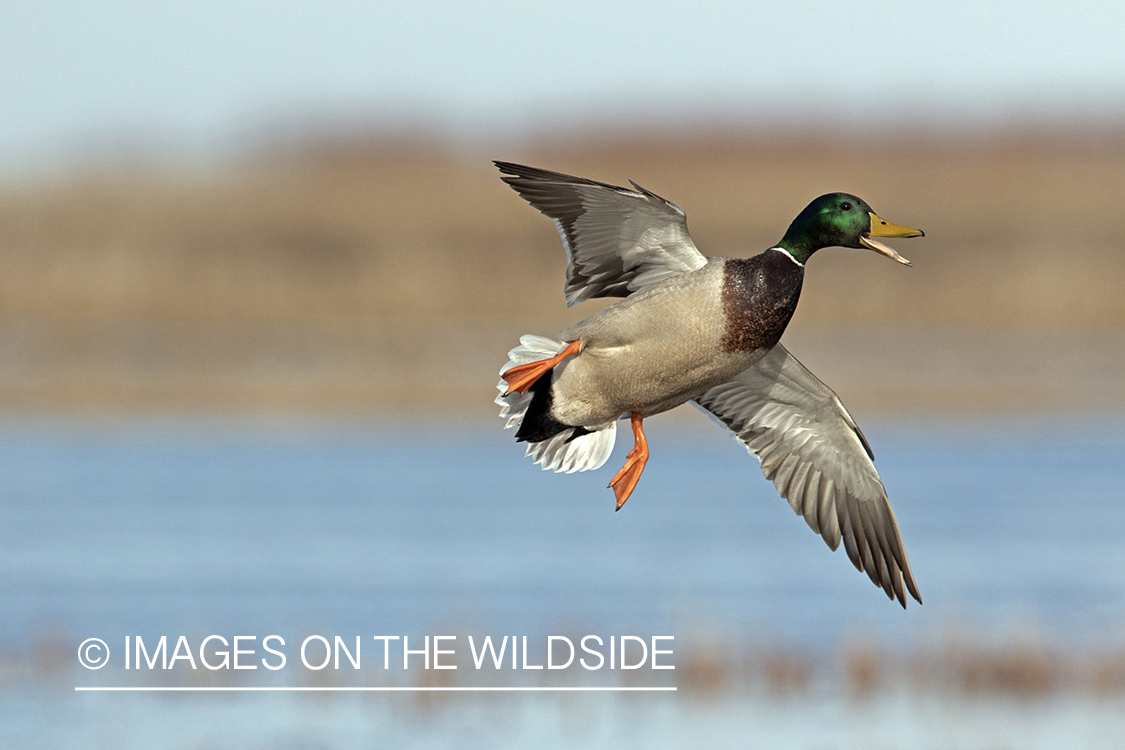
[495,161,707,306]
[696,344,921,607]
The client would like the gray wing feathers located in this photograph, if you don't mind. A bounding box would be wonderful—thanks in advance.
[695,344,921,607]
[495,162,707,306]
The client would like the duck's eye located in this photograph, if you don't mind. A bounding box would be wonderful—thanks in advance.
[840,202,852,211]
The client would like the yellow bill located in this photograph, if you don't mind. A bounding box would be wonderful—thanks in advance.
[860,212,924,266]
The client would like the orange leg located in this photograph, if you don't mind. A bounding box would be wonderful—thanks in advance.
[501,340,581,396]
[608,412,649,511]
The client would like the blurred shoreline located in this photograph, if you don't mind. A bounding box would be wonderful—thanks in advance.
[0,318,1120,417]
[0,126,1121,413]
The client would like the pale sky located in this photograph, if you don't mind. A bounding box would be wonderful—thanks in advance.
[2,0,1124,173]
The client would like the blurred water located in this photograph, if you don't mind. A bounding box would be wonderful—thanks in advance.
[3,414,1123,642]
[2,413,1124,748]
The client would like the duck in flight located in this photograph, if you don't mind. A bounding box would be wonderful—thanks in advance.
[494,161,925,607]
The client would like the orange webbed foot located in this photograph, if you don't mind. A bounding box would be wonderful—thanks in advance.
[608,413,649,510]
[501,340,581,396]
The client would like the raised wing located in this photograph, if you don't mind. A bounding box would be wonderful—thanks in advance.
[496,162,708,306]
[695,344,921,607]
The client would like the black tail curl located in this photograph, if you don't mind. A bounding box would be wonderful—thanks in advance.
[514,369,591,444]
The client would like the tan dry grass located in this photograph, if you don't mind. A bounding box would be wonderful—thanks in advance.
[0,129,1121,411]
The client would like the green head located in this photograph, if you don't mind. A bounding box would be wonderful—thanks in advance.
[776,192,923,265]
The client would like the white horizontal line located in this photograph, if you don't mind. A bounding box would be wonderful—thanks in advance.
[75,686,677,692]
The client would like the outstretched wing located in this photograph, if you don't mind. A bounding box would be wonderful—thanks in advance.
[496,161,708,306]
[695,344,921,607]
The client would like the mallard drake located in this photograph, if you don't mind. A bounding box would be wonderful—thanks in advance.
[494,162,925,607]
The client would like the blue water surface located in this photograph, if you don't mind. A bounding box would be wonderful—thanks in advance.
[2,412,1122,653]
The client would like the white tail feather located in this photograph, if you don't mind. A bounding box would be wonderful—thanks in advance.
[523,422,617,474]
[496,335,616,473]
